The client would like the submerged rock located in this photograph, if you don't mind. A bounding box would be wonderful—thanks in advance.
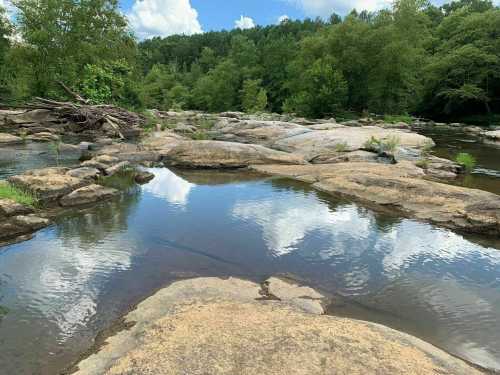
[250,162,500,236]
[73,277,481,375]
[163,140,307,168]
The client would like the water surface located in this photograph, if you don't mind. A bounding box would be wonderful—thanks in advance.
[416,127,500,194]
[0,168,499,374]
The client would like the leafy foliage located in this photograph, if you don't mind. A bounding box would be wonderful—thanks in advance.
[455,152,477,171]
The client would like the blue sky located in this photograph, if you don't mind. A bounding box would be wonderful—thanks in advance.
[121,0,405,39]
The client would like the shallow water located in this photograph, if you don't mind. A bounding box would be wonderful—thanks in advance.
[416,127,500,195]
[0,168,499,374]
[0,143,78,179]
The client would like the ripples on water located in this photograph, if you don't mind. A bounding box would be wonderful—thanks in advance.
[0,168,499,374]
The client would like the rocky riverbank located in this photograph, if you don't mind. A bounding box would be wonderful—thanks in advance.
[71,277,483,375]
[1,109,499,244]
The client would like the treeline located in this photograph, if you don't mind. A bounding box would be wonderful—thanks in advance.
[0,0,499,121]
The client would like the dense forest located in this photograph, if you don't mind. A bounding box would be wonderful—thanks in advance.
[0,0,499,122]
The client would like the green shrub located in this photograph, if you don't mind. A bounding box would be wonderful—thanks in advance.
[363,136,400,154]
[416,158,430,169]
[383,114,413,124]
[455,153,476,172]
[334,142,349,152]
[0,182,38,207]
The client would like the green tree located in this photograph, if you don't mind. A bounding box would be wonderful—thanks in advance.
[241,79,268,113]
[285,57,348,117]
[11,0,136,98]
[0,5,13,100]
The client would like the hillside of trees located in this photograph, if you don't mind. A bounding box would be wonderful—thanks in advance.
[0,0,499,122]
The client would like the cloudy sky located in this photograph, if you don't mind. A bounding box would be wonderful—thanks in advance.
[2,0,499,39]
[121,0,437,39]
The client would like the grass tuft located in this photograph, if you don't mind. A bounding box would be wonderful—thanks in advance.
[455,153,477,172]
[0,181,38,207]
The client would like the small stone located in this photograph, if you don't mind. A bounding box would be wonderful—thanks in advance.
[134,171,155,184]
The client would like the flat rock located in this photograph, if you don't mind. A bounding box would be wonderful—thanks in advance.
[8,167,89,202]
[0,215,50,241]
[0,133,23,145]
[163,140,307,168]
[311,150,379,164]
[67,167,101,181]
[265,277,325,314]
[272,126,434,160]
[59,184,118,207]
[26,132,60,142]
[105,161,131,176]
[212,119,311,146]
[250,162,500,235]
[73,277,481,375]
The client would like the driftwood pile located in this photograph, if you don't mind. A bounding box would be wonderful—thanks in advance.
[0,85,145,140]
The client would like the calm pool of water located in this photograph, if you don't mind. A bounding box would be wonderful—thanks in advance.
[0,168,499,374]
[416,127,500,195]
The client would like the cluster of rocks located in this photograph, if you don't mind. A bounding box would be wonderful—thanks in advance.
[1,157,154,246]
[73,277,481,375]
[0,198,49,245]
[138,111,499,236]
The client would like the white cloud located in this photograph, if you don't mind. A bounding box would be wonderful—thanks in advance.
[278,14,290,24]
[287,0,392,16]
[128,0,202,40]
[235,15,256,30]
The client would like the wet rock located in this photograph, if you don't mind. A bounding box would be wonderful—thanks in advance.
[67,167,101,181]
[264,277,325,314]
[0,133,23,145]
[163,140,307,168]
[8,167,89,202]
[0,198,34,218]
[134,171,155,184]
[60,184,119,207]
[250,162,500,236]
[0,214,50,241]
[11,215,50,230]
[73,277,481,375]
[212,119,311,146]
[272,126,434,161]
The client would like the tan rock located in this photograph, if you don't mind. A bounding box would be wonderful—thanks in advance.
[250,162,500,235]
[73,277,481,375]
[0,133,23,145]
[272,126,434,160]
[59,184,118,207]
[163,140,307,168]
[0,198,34,218]
[8,167,89,202]
[212,119,311,146]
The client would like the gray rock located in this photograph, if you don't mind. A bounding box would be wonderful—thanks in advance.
[0,133,23,145]
[0,198,34,218]
[134,171,155,184]
[105,161,131,176]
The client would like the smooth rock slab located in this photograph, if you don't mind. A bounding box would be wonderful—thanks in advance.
[163,140,307,168]
[212,119,311,146]
[272,126,434,160]
[73,277,481,375]
[59,184,119,207]
[250,162,500,236]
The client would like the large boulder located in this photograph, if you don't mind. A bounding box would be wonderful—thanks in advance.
[8,167,90,202]
[163,140,307,168]
[73,277,481,375]
[211,119,311,146]
[272,126,434,161]
[59,184,119,207]
[250,162,500,236]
